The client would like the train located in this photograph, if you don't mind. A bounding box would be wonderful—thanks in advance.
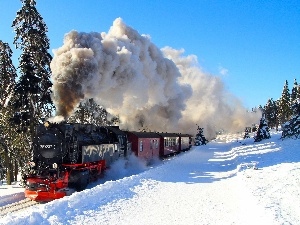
[24,121,193,202]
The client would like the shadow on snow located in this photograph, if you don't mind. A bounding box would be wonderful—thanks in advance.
[145,132,300,184]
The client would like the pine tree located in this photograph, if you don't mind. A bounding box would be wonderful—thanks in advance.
[11,0,54,136]
[243,127,251,139]
[291,79,299,103]
[0,41,17,107]
[264,98,278,130]
[254,116,271,142]
[194,126,208,145]
[0,41,29,184]
[68,98,108,126]
[277,80,292,125]
[297,84,300,100]
[0,41,16,184]
[281,98,300,139]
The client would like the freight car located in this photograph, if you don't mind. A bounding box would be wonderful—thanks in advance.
[24,122,193,202]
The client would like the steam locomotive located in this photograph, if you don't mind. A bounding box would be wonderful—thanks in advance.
[24,121,193,202]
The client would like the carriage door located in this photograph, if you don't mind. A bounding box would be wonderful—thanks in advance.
[150,139,154,158]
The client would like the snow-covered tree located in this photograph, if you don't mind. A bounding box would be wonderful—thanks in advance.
[264,98,278,130]
[68,99,108,126]
[11,0,54,136]
[0,41,17,184]
[254,116,271,142]
[243,127,251,139]
[277,80,292,125]
[194,126,208,146]
[0,41,17,107]
[281,98,300,139]
[290,79,300,104]
[0,41,30,184]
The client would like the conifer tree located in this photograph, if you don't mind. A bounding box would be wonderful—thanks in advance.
[243,127,251,139]
[194,126,208,145]
[291,79,299,103]
[11,0,54,137]
[0,41,16,184]
[297,84,300,100]
[254,116,271,142]
[0,41,28,184]
[0,41,17,107]
[281,98,300,139]
[264,98,278,130]
[68,99,108,126]
[277,80,292,125]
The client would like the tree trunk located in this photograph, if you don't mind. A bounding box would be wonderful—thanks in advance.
[4,150,12,185]
[14,160,18,182]
[9,162,14,183]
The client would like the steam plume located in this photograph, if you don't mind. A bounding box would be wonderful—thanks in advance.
[50,18,260,138]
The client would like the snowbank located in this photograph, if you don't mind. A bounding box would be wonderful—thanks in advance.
[1,131,300,224]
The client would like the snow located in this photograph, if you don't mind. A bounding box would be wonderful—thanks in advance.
[0,184,25,207]
[1,130,300,225]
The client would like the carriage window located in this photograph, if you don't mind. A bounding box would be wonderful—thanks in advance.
[155,140,158,149]
[140,141,143,151]
[109,145,114,156]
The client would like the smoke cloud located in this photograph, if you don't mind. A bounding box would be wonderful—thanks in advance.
[50,18,260,138]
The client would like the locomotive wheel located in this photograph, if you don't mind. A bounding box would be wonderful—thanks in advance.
[68,170,89,191]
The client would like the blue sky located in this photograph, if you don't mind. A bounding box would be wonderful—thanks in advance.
[0,0,299,109]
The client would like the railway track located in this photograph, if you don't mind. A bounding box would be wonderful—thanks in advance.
[0,198,39,218]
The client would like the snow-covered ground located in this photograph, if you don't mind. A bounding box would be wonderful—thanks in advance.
[1,130,300,225]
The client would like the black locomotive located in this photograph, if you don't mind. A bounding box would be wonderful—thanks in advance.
[25,121,129,201]
[33,121,129,166]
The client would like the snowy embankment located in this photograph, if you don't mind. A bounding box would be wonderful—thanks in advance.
[1,131,300,225]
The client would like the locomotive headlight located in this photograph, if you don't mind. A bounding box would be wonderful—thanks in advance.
[44,121,50,128]
[52,163,58,169]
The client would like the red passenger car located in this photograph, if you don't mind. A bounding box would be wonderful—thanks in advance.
[157,133,180,156]
[178,134,193,151]
[126,131,161,162]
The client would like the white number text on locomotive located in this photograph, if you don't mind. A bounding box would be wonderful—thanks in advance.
[40,145,55,149]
